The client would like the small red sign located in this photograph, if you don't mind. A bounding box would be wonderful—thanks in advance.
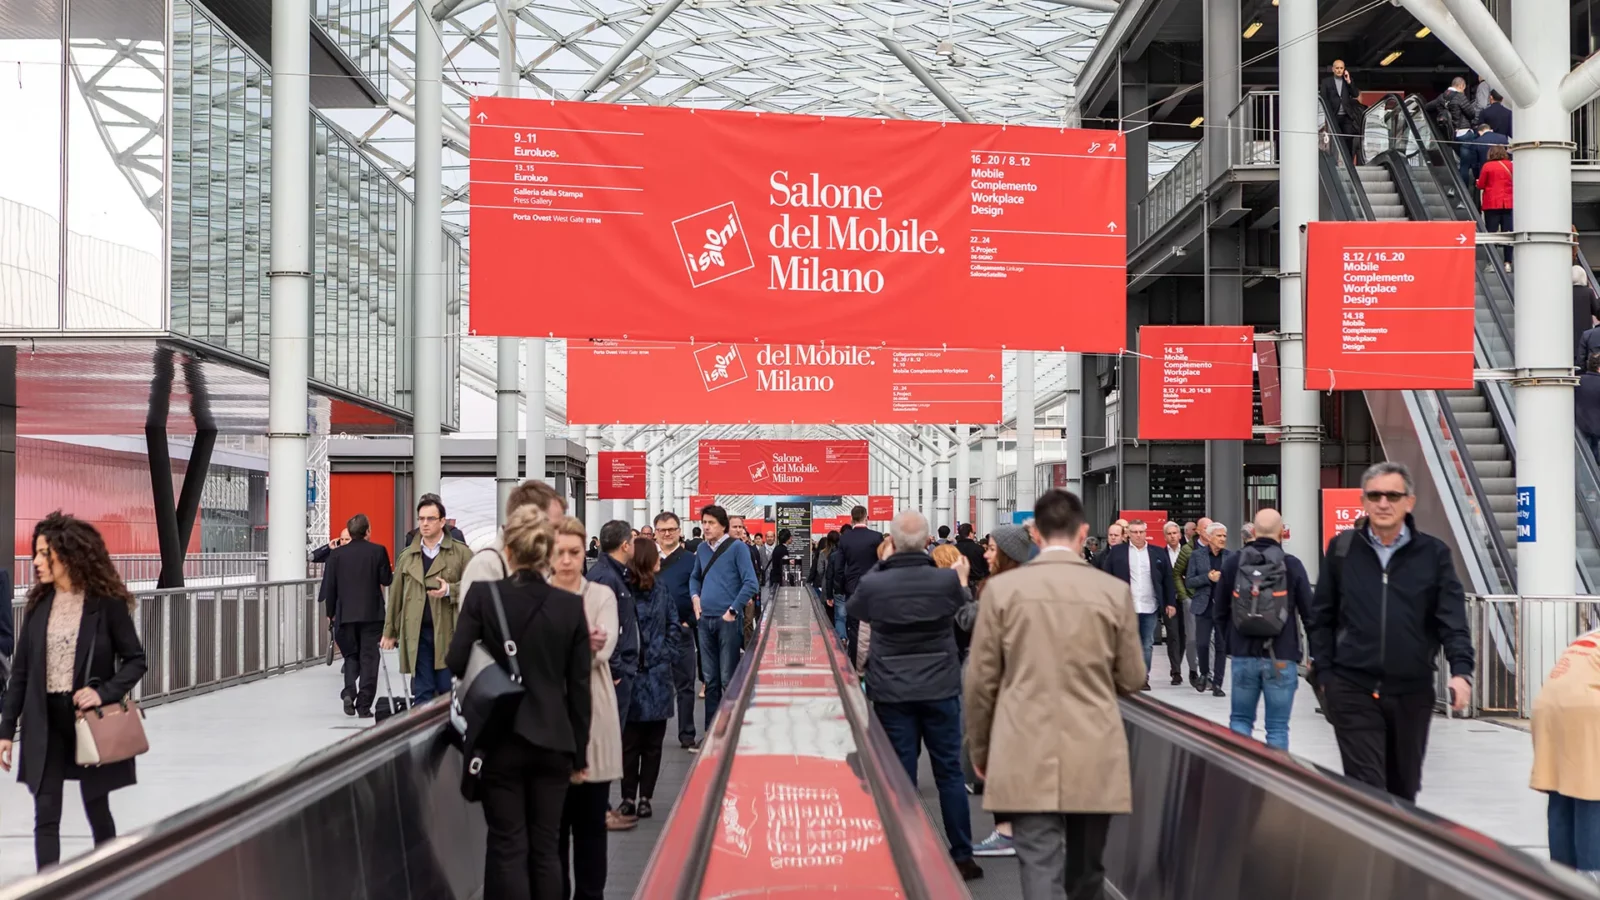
[1119,509,1169,539]
[868,495,895,521]
[1322,488,1366,549]
[1137,325,1255,441]
[1257,338,1281,446]
[699,440,869,495]
[689,494,715,517]
[1304,221,1475,390]
[598,451,647,500]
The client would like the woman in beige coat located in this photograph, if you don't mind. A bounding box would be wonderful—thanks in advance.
[551,517,621,899]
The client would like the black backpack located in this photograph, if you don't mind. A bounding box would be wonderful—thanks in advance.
[1231,543,1291,639]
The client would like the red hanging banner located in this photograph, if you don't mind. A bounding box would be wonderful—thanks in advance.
[1322,487,1366,549]
[1304,221,1476,390]
[565,340,1002,425]
[1119,509,1169,538]
[1136,326,1255,440]
[597,451,647,500]
[689,494,715,517]
[1256,337,1281,445]
[699,440,869,495]
[868,495,895,521]
[468,97,1127,352]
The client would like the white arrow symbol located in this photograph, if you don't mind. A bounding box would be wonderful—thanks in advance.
[1456,233,1467,244]
[1107,221,1119,232]
[988,373,996,381]
[476,111,488,123]
[1109,142,1118,152]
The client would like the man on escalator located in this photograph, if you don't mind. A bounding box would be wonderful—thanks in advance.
[1320,59,1363,164]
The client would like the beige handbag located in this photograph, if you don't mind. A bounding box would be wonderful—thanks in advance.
[73,625,148,767]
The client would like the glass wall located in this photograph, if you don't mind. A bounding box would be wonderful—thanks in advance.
[0,0,64,329]
[315,0,388,97]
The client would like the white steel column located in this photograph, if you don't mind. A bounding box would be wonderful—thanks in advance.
[584,425,601,539]
[979,426,998,534]
[412,7,445,498]
[524,339,546,483]
[934,431,951,531]
[1512,0,1578,676]
[1277,0,1322,578]
[493,2,520,525]
[954,426,971,529]
[633,431,649,528]
[1064,353,1084,495]
[1015,352,1037,510]
[267,0,311,613]
[897,445,912,513]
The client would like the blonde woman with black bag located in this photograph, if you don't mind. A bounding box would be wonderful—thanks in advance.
[0,512,147,871]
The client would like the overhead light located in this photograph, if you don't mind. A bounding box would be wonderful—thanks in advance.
[1415,26,1431,38]
[1243,20,1263,38]
[1189,116,1204,128]
[1271,0,1278,5]
[1380,51,1403,66]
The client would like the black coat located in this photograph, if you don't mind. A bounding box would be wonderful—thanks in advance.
[1212,538,1315,660]
[586,555,638,686]
[1477,101,1512,138]
[1320,74,1362,123]
[1098,542,1176,612]
[846,553,964,703]
[767,542,788,586]
[832,526,884,597]
[955,537,990,582]
[447,574,592,768]
[1308,514,1474,694]
[1579,371,1600,438]
[1426,89,1477,133]
[0,591,147,798]
[319,538,392,625]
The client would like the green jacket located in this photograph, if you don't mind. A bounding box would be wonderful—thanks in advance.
[1173,542,1193,603]
[385,533,473,674]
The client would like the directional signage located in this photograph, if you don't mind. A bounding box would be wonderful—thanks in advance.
[1256,337,1281,446]
[868,495,895,521]
[1136,326,1255,440]
[699,440,869,495]
[1321,487,1365,550]
[1304,221,1476,390]
[690,494,715,517]
[565,340,1002,425]
[1517,486,1536,542]
[467,97,1127,352]
[597,451,647,500]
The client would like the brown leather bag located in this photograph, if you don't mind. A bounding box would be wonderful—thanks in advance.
[73,618,148,767]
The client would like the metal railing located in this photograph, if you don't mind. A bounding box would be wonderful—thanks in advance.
[1134,141,1203,246]
[1446,594,1600,718]
[10,579,331,708]
[1226,90,1280,169]
[12,553,269,590]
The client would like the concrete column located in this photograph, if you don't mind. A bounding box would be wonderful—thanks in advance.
[1278,0,1323,574]
[1016,352,1037,509]
[1513,0,1578,683]
[980,426,998,534]
[633,432,649,528]
[1205,0,1245,545]
[934,430,951,531]
[584,425,601,538]
[494,3,520,525]
[954,425,971,529]
[524,339,546,484]
[1063,356,1083,495]
[267,0,310,597]
[412,8,444,498]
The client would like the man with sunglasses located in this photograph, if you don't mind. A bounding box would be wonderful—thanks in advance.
[1308,462,1475,803]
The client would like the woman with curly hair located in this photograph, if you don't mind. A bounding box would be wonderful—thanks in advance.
[0,512,147,870]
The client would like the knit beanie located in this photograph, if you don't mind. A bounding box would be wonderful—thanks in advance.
[991,525,1035,566]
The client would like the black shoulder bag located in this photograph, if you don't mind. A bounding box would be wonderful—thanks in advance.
[453,579,529,802]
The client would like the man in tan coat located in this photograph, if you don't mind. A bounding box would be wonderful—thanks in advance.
[964,488,1146,900]
[382,494,472,704]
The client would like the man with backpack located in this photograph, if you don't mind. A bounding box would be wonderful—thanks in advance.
[1210,509,1314,750]
[1308,462,1475,802]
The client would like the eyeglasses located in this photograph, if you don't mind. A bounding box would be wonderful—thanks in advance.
[658,526,680,534]
[418,515,442,523]
[1364,490,1408,503]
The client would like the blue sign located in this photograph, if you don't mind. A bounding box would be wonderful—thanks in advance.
[1516,486,1536,542]
[306,472,317,506]
[1012,510,1033,525]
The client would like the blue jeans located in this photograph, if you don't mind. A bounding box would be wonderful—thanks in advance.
[1136,613,1158,675]
[830,595,848,646]
[874,697,973,862]
[698,613,742,732]
[1549,792,1600,873]
[1229,656,1298,750]
[411,621,453,704]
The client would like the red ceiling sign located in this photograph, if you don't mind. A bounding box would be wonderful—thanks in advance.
[1136,326,1255,440]
[810,515,849,535]
[1256,337,1281,446]
[1322,487,1366,549]
[597,451,646,500]
[699,440,869,495]
[690,494,715,517]
[566,340,1002,425]
[868,495,895,521]
[1304,221,1476,390]
[468,97,1127,352]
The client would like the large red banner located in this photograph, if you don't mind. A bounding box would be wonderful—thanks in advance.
[597,451,646,500]
[868,495,895,521]
[699,440,868,494]
[1136,326,1255,440]
[1322,488,1365,549]
[1304,221,1475,390]
[566,340,1001,425]
[468,97,1126,352]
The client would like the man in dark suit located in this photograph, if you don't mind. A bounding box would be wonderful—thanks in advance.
[1096,518,1174,690]
[832,505,887,662]
[1460,121,1508,190]
[1320,59,1363,163]
[954,523,990,583]
[1476,90,1511,138]
[321,513,393,717]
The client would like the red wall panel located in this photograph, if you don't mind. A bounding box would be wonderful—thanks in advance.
[15,438,203,557]
[330,473,397,564]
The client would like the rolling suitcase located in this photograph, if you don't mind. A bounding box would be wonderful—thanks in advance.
[374,649,410,722]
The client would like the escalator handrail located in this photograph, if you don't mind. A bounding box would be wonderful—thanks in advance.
[1121,693,1599,899]
[1318,96,1373,220]
[1433,390,1518,590]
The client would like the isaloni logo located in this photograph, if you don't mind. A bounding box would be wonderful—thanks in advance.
[693,343,748,392]
[673,203,755,288]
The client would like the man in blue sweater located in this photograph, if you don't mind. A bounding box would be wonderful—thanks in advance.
[655,510,700,750]
[689,504,759,733]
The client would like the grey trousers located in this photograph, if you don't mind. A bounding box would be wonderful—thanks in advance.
[1011,812,1112,900]
[1183,599,1199,672]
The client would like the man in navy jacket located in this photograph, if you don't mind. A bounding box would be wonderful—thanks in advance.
[1211,509,1314,751]
[655,511,699,749]
[1097,519,1174,688]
